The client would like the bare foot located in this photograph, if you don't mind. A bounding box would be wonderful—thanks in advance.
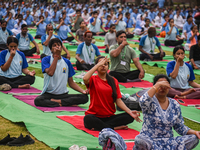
[91,128,95,131]
[18,84,30,89]
[181,89,196,96]
[51,99,62,106]
[114,125,128,130]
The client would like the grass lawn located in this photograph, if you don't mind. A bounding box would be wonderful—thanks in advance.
[0,39,200,149]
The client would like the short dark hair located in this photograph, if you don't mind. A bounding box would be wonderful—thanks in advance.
[7,37,18,45]
[187,15,192,20]
[110,24,115,28]
[145,18,150,22]
[153,74,170,85]
[48,38,62,50]
[173,45,185,55]
[1,20,7,25]
[191,25,197,30]
[93,11,98,14]
[21,24,27,29]
[18,14,23,18]
[125,12,130,16]
[148,27,156,35]
[116,30,126,38]
[39,15,44,20]
[164,14,168,18]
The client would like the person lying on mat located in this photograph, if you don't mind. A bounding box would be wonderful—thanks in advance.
[34,38,88,107]
[0,20,13,51]
[109,30,144,83]
[139,27,165,61]
[166,45,200,99]
[189,35,200,69]
[164,18,184,47]
[83,56,142,131]
[40,24,70,60]
[35,15,47,39]
[0,37,35,90]
[56,18,80,42]
[16,24,40,56]
[133,74,200,150]
[89,11,108,36]
[104,24,117,53]
[75,31,101,70]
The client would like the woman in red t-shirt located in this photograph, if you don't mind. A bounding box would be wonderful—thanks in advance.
[83,56,142,131]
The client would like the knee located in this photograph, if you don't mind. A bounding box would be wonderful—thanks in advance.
[82,94,89,104]
[28,75,35,85]
[84,114,95,129]
[34,96,41,106]
[124,113,134,123]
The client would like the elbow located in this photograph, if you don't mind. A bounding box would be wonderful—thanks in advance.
[47,71,54,77]
[170,75,177,79]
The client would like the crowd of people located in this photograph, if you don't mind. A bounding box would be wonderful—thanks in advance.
[0,0,200,149]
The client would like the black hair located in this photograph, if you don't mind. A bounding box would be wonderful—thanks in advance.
[18,14,23,18]
[125,12,130,16]
[118,13,123,17]
[21,24,27,29]
[164,14,168,18]
[148,27,156,35]
[173,45,185,55]
[39,15,44,20]
[95,56,117,102]
[1,20,7,25]
[79,20,85,25]
[191,25,197,30]
[48,38,62,50]
[7,37,18,45]
[145,18,150,22]
[168,18,173,23]
[187,15,192,20]
[93,11,98,14]
[153,74,170,85]
[110,24,115,28]
[116,30,126,38]
[198,35,200,41]
[76,9,81,13]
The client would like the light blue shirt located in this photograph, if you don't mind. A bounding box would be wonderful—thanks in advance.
[24,15,34,25]
[89,17,103,33]
[183,22,193,34]
[5,18,16,30]
[52,11,61,22]
[57,25,71,40]
[36,22,47,36]
[0,50,28,78]
[123,17,134,28]
[165,25,179,41]
[105,20,114,28]
[186,32,198,44]
[16,33,34,50]
[0,28,13,44]
[115,20,126,32]
[44,17,53,25]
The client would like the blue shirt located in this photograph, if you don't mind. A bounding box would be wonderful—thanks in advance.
[89,17,103,33]
[161,20,169,32]
[165,25,179,41]
[183,22,193,34]
[123,17,134,28]
[52,11,61,22]
[42,55,75,94]
[166,60,195,89]
[24,15,34,25]
[36,22,47,36]
[0,28,13,44]
[105,20,114,28]
[0,50,28,78]
[5,18,16,30]
[148,12,156,21]
[139,35,161,54]
[64,17,71,25]
[16,33,34,50]
[44,16,53,25]
[186,32,198,44]
[56,25,71,40]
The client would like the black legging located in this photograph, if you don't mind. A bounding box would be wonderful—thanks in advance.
[84,113,134,131]
[139,52,166,61]
[35,35,42,39]
[109,70,140,83]
[126,34,134,38]
[164,40,184,46]
[91,32,106,36]
[0,75,35,88]
[20,47,37,56]
[61,37,74,42]
[34,92,88,107]
[76,61,94,70]
[40,53,68,60]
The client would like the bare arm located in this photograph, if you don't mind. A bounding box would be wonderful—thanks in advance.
[43,32,53,46]
[68,77,85,93]
[56,21,63,30]
[62,43,70,60]
[139,45,151,55]
[189,81,200,88]
[110,41,129,57]
[69,32,80,42]
[91,18,97,26]
[45,56,59,76]
[32,40,40,53]
[36,19,43,26]
[0,56,14,72]
[132,58,145,79]
[167,26,174,35]
[169,61,180,79]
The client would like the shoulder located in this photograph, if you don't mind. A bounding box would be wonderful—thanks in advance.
[141,35,148,40]
[16,33,20,39]
[42,55,51,63]
[16,50,26,58]
[0,50,8,56]
[185,62,193,70]
[167,60,176,67]
[62,57,71,66]
[78,42,84,48]
[91,43,98,49]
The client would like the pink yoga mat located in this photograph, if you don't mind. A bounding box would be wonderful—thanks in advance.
[2,87,41,94]
[57,115,140,140]
[126,142,135,150]
[100,50,105,53]
[119,80,153,88]
[161,43,174,48]
[129,39,139,42]
[13,95,86,112]
[175,99,200,106]
[26,54,40,59]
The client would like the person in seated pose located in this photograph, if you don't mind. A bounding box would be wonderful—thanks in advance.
[56,18,80,42]
[71,9,84,32]
[35,15,47,39]
[133,74,200,150]
[0,20,13,50]
[23,10,35,27]
[185,25,199,51]
[41,24,70,60]
[109,30,145,83]
[0,37,35,90]
[89,11,108,35]
[83,56,142,131]
[16,24,40,56]
[11,14,27,36]
[167,45,200,99]
[164,18,184,47]
[75,31,101,70]
[104,24,117,53]
[139,27,165,61]
[190,35,200,69]
[104,15,114,30]
[75,21,87,43]
[34,38,88,107]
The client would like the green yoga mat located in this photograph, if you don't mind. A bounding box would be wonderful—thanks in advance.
[28,62,42,69]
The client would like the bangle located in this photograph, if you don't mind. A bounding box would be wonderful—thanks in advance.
[193,64,197,67]
[152,86,157,92]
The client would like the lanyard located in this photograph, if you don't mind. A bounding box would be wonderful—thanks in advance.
[148,36,154,53]
[86,45,92,59]
[121,46,127,60]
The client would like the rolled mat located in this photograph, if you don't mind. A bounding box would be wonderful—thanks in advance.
[57,115,140,140]
[26,54,40,59]
[2,86,42,94]
[126,142,135,150]
[119,80,153,88]
[13,95,87,112]
[175,99,200,106]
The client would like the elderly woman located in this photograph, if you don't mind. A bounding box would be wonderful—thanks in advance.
[133,74,200,150]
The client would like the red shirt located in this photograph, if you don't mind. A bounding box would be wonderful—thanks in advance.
[85,75,122,118]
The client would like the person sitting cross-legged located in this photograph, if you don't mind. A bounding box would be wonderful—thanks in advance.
[34,38,88,107]
[16,24,40,56]
[139,27,165,61]
[109,30,145,83]
[75,31,101,70]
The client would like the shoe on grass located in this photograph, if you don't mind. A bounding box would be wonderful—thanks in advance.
[7,134,35,146]
[69,144,79,150]
[0,84,12,91]
[0,134,16,145]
